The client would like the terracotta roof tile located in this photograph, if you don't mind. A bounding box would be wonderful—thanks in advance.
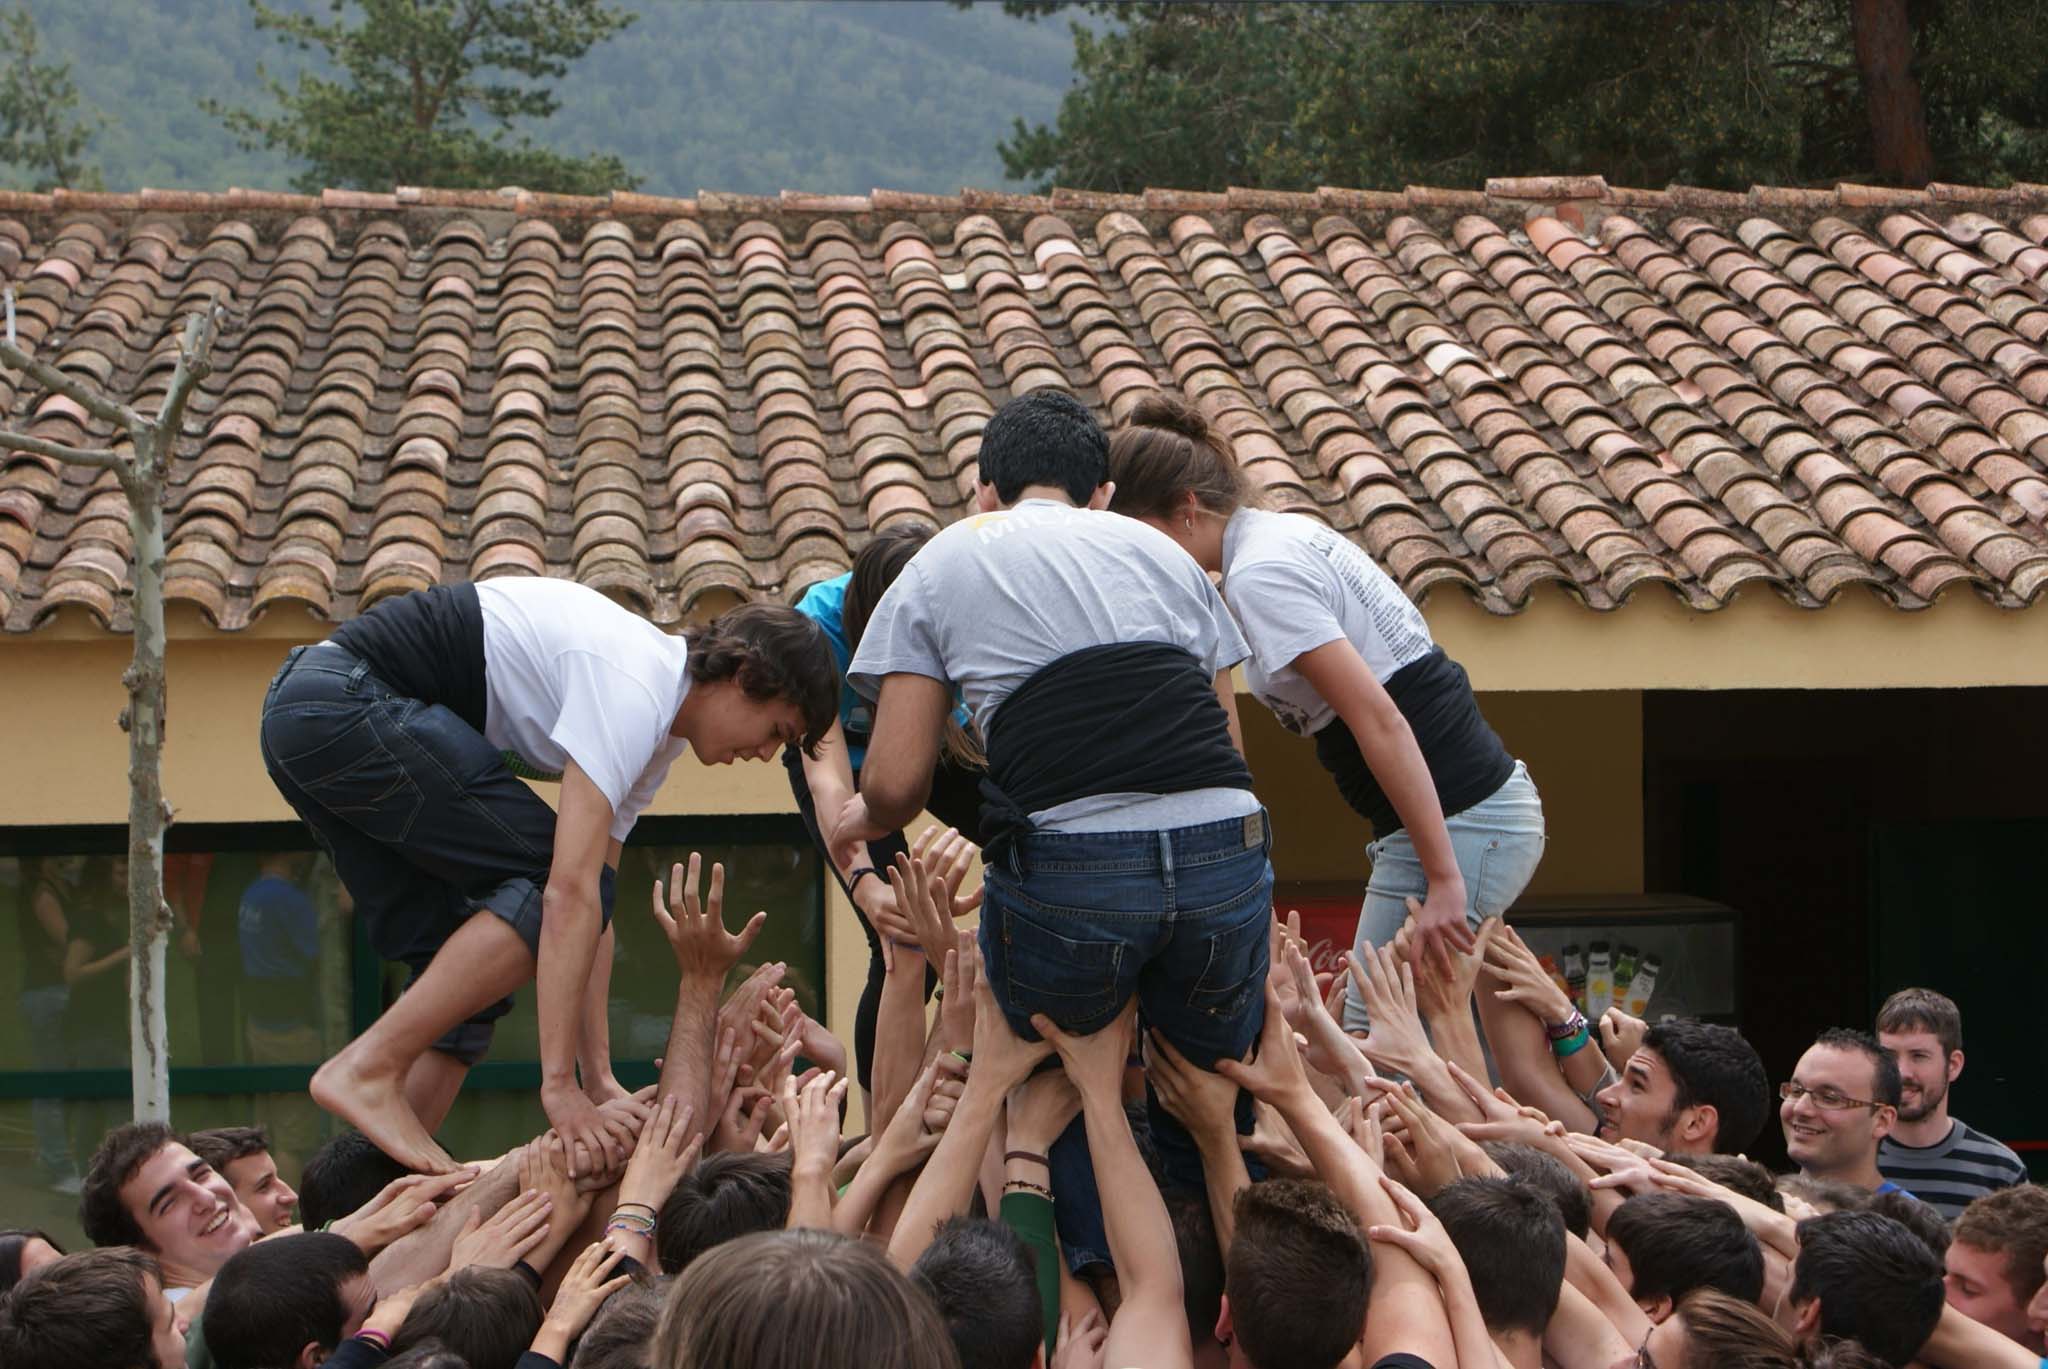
[2,180,2046,630]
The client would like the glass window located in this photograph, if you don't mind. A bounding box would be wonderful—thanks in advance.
[0,818,823,1245]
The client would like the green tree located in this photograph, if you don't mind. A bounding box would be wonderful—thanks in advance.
[0,4,104,191]
[997,0,2048,193]
[208,0,640,195]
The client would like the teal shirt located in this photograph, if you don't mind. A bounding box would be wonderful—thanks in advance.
[794,572,969,773]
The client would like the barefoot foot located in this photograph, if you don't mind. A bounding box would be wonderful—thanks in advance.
[313,1044,458,1175]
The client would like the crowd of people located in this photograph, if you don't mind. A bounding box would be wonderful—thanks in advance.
[1,390,2042,1369]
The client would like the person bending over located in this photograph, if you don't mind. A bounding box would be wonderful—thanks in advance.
[260,580,836,1174]
[1105,393,1542,995]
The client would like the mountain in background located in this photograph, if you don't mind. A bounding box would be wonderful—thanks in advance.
[9,0,1084,195]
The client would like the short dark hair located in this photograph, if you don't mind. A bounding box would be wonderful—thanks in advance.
[188,1126,271,1175]
[0,1248,162,1369]
[0,1229,64,1295]
[394,1266,543,1369]
[205,1232,368,1369]
[1867,1191,1951,1261]
[1428,1177,1566,1336]
[1777,1175,1871,1216]
[81,1121,179,1249]
[684,603,838,757]
[1809,1028,1903,1109]
[1790,1210,1945,1364]
[1228,1180,1370,1369]
[656,1151,794,1274]
[976,390,1108,505]
[1875,988,1962,1058]
[1607,1193,1765,1305]
[1643,1019,1771,1152]
[298,1130,412,1231]
[1166,1187,1225,1353]
[570,1275,667,1369]
[1953,1184,2048,1308]
[1481,1140,1592,1238]
[1663,1153,1785,1212]
[910,1218,1042,1369]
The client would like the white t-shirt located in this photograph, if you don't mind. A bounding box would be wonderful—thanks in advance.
[1221,507,1436,736]
[477,578,692,842]
[850,499,1256,831]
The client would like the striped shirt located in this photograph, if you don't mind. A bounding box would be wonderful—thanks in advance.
[1878,1118,2030,1220]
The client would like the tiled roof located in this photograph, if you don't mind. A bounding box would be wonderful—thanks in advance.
[3,175,2047,634]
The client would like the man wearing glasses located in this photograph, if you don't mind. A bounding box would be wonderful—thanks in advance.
[1779,1027,1914,1198]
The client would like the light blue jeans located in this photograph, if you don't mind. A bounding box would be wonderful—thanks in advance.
[1341,760,1547,1032]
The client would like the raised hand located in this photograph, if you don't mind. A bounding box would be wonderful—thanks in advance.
[1214,981,1316,1112]
[533,1242,634,1361]
[971,943,1056,1091]
[1442,1057,1522,1125]
[1598,1006,1648,1070]
[1483,924,1577,1028]
[1277,938,1371,1091]
[935,932,977,1059]
[914,823,984,919]
[329,1167,478,1255]
[889,851,956,967]
[1145,1028,1242,1147]
[652,852,765,984]
[1031,998,1135,1105]
[785,1070,850,1177]
[1051,1307,1109,1369]
[449,1187,552,1270]
[615,1095,701,1218]
[1366,1079,1460,1197]
[1405,910,1499,1020]
[711,1085,774,1154]
[1347,942,1432,1075]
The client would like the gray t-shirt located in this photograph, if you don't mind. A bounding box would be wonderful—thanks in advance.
[1221,507,1436,736]
[849,498,1257,832]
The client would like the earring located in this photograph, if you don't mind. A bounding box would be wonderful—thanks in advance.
[1185,516,1193,532]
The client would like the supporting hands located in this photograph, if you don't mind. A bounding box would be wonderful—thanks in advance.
[448,1187,553,1271]
[1483,923,1577,1028]
[329,1168,478,1256]
[1406,877,1475,969]
[1347,942,1432,1077]
[612,1095,701,1227]
[1145,1029,1243,1150]
[531,1242,634,1363]
[1276,938,1374,1095]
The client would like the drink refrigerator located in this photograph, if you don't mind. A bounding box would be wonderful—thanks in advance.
[1277,887,1741,1025]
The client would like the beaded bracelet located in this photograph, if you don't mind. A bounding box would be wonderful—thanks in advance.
[606,1210,656,1239]
[1004,1179,1054,1201]
[1545,1009,1589,1043]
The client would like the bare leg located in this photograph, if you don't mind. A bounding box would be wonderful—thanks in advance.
[577,923,626,1103]
[312,912,535,1173]
[405,1051,470,1136]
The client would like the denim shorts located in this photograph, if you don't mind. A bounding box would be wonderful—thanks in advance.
[259,644,614,1064]
[1342,759,1546,1032]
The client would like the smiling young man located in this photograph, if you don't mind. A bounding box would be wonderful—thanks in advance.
[1593,1018,1770,1156]
[1874,988,2029,1220]
[189,1128,297,1235]
[260,581,835,1174]
[1780,1029,1905,1197]
[81,1123,263,1300]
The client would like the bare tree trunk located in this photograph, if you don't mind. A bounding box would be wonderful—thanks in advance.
[0,294,221,1122]
[1850,0,1934,187]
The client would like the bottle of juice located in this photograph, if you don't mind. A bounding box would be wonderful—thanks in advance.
[1586,942,1615,1017]
[1613,944,1640,1001]
[1561,945,1587,1012]
[1540,954,1572,1002]
[1623,954,1662,1017]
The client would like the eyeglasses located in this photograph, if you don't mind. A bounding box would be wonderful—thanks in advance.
[1636,1334,1659,1369]
[1779,1080,1885,1113]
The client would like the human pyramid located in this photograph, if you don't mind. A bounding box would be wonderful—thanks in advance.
[2,392,2041,1369]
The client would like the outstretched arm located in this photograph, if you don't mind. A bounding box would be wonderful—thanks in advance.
[1039,1002,1192,1369]
[650,854,766,1141]
[539,763,615,1178]
[851,673,951,833]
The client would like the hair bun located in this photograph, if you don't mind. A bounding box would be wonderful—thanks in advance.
[1129,392,1211,444]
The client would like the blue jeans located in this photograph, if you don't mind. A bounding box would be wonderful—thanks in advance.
[978,810,1274,1272]
[1342,760,1546,1031]
[259,644,614,1064]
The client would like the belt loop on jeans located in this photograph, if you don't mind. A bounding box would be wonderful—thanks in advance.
[1157,829,1176,913]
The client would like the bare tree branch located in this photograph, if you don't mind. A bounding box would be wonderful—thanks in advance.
[0,425,128,472]
[149,302,223,472]
[0,332,148,436]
